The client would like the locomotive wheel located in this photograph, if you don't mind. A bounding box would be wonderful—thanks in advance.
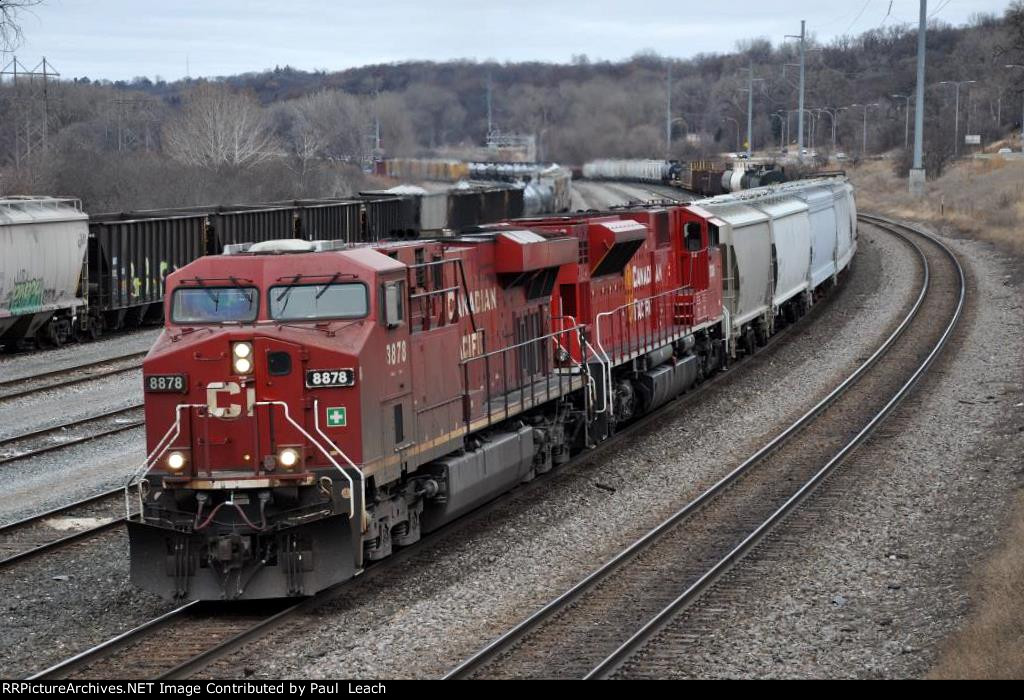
[87,318,103,341]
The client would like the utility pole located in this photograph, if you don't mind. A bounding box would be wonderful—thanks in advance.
[666,62,672,159]
[910,0,927,196]
[786,20,807,157]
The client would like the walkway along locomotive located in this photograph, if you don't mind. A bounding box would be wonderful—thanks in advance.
[126,177,857,600]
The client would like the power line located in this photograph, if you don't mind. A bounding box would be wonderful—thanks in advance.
[843,0,874,37]
[929,0,955,19]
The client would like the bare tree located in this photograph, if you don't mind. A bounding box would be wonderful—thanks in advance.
[0,1,41,53]
[163,83,280,170]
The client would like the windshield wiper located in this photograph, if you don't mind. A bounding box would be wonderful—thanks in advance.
[314,272,342,300]
[275,274,302,315]
[188,276,220,305]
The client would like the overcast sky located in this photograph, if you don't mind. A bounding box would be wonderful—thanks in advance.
[4,0,1016,81]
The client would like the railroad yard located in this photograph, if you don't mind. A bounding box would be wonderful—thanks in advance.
[0,176,1019,680]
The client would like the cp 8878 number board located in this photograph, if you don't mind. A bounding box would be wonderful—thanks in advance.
[145,374,188,393]
[305,369,356,389]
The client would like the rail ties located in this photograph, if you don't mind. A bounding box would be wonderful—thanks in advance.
[445,215,964,680]
[0,489,127,569]
[0,351,146,402]
[30,602,303,681]
[0,404,145,466]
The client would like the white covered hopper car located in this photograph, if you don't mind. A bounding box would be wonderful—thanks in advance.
[0,197,89,348]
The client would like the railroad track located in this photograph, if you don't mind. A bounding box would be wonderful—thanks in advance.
[444,215,964,679]
[0,488,127,570]
[27,259,854,681]
[0,405,145,466]
[0,351,146,402]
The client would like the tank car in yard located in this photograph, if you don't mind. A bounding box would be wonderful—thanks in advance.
[126,177,857,600]
[582,159,682,184]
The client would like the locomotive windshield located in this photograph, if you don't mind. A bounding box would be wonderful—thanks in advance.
[269,283,369,321]
[171,286,259,324]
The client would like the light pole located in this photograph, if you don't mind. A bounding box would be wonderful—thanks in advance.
[851,103,880,156]
[723,116,741,153]
[836,106,850,150]
[1008,65,1024,153]
[788,108,813,153]
[785,20,807,157]
[892,94,912,150]
[813,108,838,152]
[740,62,766,157]
[771,111,786,151]
[938,80,976,156]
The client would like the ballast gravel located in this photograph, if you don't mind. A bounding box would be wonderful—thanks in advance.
[207,225,923,679]
[645,226,1024,679]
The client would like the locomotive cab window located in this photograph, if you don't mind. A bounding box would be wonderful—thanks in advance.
[382,280,406,328]
[685,222,703,252]
[708,223,721,247]
[269,283,368,321]
[171,286,259,324]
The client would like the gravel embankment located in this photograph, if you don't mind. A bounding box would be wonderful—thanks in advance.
[206,228,919,679]
[643,226,1024,679]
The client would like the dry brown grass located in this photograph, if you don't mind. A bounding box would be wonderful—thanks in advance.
[849,158,1024,255]
[929,492,1024,679]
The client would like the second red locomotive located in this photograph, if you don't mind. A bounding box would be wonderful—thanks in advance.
[128,178,856,600]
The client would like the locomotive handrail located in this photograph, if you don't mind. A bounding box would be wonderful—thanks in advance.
[263,400,358,521]
[460,323,588,429]
[310,399,362,524]
[594,284,696,418]
[124,403,205,519]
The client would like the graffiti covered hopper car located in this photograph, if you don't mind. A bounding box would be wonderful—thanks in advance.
[0,197,89,347]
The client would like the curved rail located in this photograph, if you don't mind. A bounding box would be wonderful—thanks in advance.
[585,215,963,679]
[445,215,963,680]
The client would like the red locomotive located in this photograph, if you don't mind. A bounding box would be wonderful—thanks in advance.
[128,178,856,600]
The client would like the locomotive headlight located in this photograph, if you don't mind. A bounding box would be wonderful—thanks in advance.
[232,342,254,374]
[278,448,300,468]
[167,451,187,471]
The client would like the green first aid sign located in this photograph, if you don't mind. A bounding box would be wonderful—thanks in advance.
[326,407,347,427]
